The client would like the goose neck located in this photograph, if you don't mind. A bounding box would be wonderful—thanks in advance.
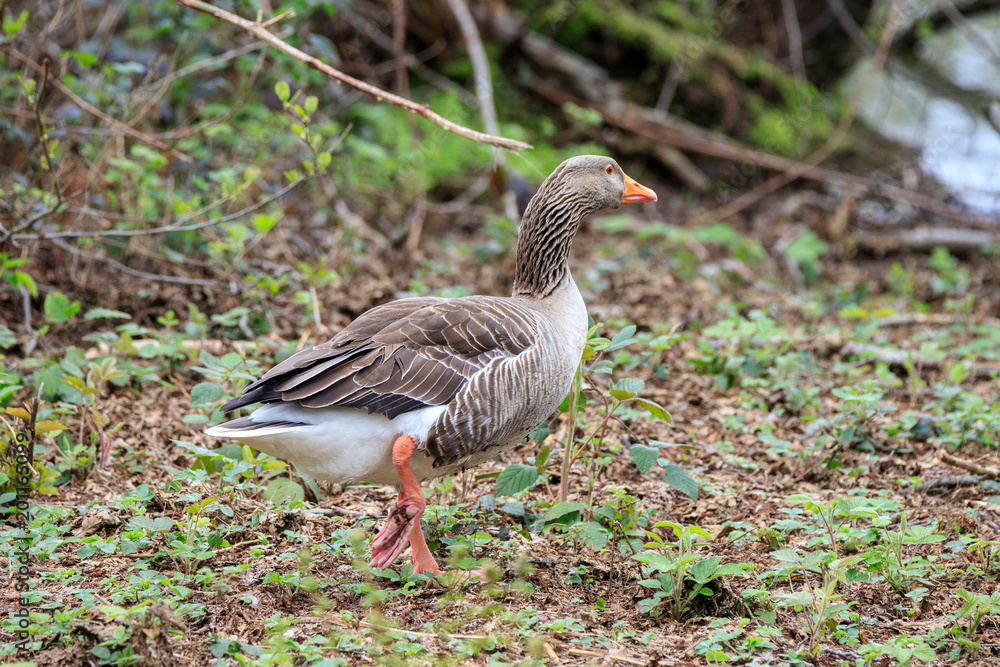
[511,204,587,299]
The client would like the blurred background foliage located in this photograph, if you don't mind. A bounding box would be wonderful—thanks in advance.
[0,0,997,334]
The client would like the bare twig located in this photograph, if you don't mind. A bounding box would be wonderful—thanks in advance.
[565,648,647,666]
[875,312,1000,329]
[444,0,499,140]
[295,507,370,517]
[855,226,1000,254]
[177,0,530,152]
[827,0,874,52]
[14,177,307,241]
[391,0,407,95]
[841,340,1000,379]
[443,0,520,220]
[32,60,63,206]
[655,54,685,113]
[780,0,807,81]
[49,237,233,290]
[936,0,1000,70]
[706,333,1000,380]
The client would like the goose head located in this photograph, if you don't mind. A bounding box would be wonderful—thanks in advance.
[514,156,657,298]
[525,155,657,222]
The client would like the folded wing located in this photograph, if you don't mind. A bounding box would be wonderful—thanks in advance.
[221,297,536,421]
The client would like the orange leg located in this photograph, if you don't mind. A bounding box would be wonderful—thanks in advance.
[369,436,442,576]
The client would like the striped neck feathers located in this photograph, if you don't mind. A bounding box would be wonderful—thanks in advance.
[512,168,604,299]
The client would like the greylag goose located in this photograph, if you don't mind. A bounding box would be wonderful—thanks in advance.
[205,156,657,575]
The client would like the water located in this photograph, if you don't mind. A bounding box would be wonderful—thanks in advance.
[842,11,1000,216]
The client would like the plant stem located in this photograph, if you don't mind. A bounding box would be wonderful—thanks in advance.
[558,363,584,502]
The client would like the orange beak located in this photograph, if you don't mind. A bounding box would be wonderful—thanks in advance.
[622,172,657,204]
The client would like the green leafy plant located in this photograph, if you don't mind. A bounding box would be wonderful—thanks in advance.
[772,554,863,656]
[951,589,1000,635]
[858,634,937,666]
[855,509,945,596]
[633,522,748,620]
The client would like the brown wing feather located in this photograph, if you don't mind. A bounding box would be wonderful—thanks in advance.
[220,296,536,421]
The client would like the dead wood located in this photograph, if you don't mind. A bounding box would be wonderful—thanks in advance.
[839,340,1000,379]
[481,9,995,232]
[914,475,986,493]
[854,227,1000,254]
[939,451,1000,479]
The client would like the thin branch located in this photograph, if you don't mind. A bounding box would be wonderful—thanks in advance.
[939,451,1000,478]
[443,0,520,220]
[914,475,985,493]
[780,0,807,81]
[444,0,499,139]
[655,54,685,113]
[14,177,306,241]
[49,237,233,289]
[826,0,874,53]
[32,60,64,206]
[177,0,531,153]
[391,0,407,95]
[936,0,1000,70]
[854,226,1000,254]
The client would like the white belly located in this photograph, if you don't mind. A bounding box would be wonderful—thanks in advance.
[205,403,447,485]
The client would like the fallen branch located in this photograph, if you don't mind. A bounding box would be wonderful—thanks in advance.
[939,451,1000,479]
[840,340,1000,380]
[854,227,1000,254]
[488,7,995,230]
[706,333,1000,380]
[177,0,530,153]
[682,0,904,228]
[914,475,985,493]
[875,313,1000,329]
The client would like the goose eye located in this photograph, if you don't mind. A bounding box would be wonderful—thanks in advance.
[605,165,614,175]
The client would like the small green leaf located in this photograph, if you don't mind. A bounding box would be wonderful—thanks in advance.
[635,398,671,422]
[663,463,698,500]
[606,325,638,351]
[543,501,586,523]
[0,324,16,348]
[44,291,80,323]
[84,308,132,320]
[263,478,304,504]
[190,382,224,406]
[3,9,29,38]
[630,443,659,473]
[12,270,37,297]
[770,548,801,562]
[275,80,290,103]
[610,377,644,400]
[495,463,539,496]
